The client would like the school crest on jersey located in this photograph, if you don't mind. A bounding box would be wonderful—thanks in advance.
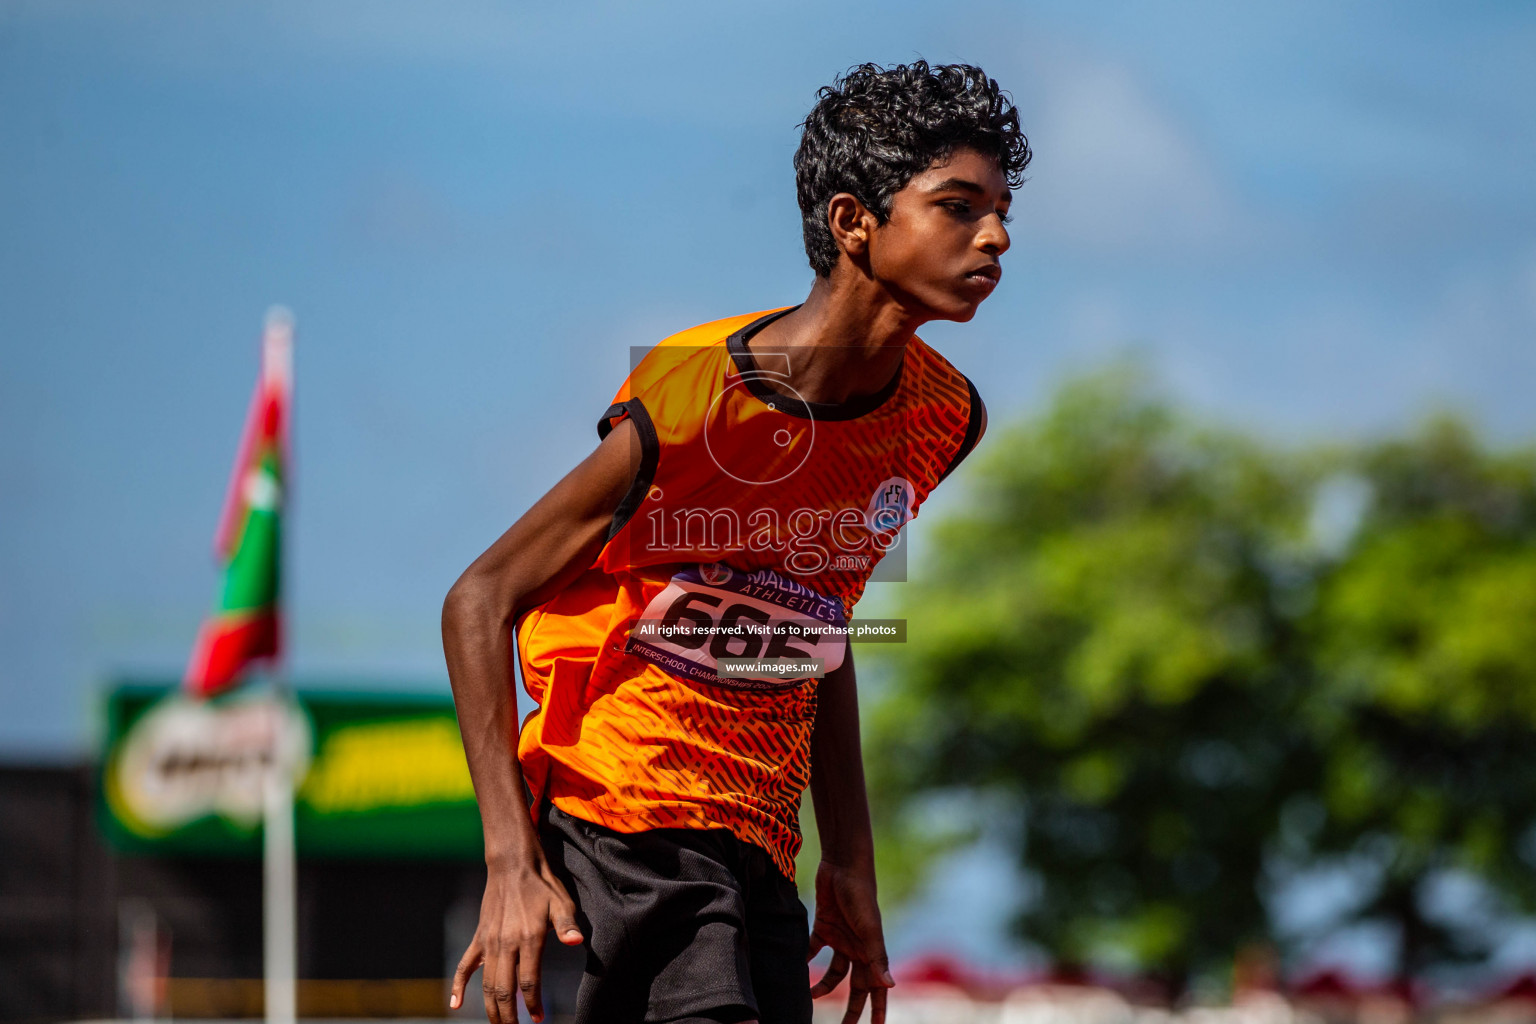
[866,476,915,533]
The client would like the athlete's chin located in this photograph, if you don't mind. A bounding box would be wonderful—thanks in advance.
[931,298,985,323]
[905,287,991,324]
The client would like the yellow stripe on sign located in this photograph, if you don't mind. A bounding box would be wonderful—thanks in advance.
[300,717,474,814]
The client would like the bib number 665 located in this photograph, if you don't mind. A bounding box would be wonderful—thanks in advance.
[658,591,824,662]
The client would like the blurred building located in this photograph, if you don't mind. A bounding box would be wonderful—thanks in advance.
[7,683,1536,1022]
[0,683,584,1022]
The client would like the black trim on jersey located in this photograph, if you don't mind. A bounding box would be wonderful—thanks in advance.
[937,377,985,485]
[725,308,904,421]
[596,398,659,541]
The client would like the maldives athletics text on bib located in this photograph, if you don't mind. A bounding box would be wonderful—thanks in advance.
[625,563,848,690]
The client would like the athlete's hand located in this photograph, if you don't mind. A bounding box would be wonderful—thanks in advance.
[809,859,894,1024]
[449,853,583,1024]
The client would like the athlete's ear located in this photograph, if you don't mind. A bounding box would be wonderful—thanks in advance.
[826,193,877,264]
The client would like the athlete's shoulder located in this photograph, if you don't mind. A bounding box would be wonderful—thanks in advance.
[622,308,787,398]
[600,309,787,439]
[905,333,967,383]
[905,335,987,483]
[905,334,981,414]
[656,309,784,350]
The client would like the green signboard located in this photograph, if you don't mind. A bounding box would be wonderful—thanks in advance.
[99,683,485,859]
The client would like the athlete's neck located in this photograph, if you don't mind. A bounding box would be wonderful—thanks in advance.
[746,273,918,407]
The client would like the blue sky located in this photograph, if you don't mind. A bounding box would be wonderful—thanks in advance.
[3,2,1535,742]
[6,0,1534,758]
[3,0,1534,977]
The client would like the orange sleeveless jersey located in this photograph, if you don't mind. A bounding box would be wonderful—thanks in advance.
[515,308,984,878]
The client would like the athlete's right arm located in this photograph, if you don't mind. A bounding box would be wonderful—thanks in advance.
[442,416,642,1024]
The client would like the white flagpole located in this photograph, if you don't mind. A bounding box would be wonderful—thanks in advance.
[264,702,297,1024]
[261,307,297,1024]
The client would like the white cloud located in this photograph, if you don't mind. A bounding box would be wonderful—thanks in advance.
[1022,57,1241,254]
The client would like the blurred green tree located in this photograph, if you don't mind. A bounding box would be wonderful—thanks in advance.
[868,369,1536,987]
[1298,419,1536,976]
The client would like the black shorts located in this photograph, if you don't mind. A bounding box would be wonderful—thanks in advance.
[540,804,813,1024]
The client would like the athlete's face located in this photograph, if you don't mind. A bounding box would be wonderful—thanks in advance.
[866,147,1012,323]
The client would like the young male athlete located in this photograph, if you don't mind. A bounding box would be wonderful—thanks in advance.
[444,62,1029,1024]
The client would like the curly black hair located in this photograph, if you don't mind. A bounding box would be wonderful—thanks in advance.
[794,61,1030,277]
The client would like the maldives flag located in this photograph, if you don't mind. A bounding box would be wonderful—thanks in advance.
[184,310,292,698]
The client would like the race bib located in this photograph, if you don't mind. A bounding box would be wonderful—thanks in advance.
[625,564,848,690]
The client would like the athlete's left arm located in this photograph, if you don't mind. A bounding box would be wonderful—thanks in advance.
[808,651,895,1024]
